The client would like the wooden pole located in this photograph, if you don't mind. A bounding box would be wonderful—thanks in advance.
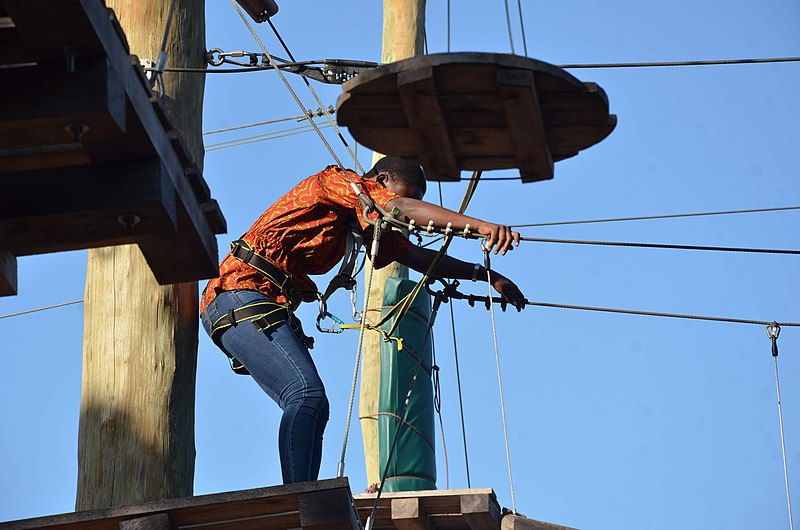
[77,0,205,510]
[359,0,426,487]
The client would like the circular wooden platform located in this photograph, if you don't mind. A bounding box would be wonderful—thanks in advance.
[336,52,616,183]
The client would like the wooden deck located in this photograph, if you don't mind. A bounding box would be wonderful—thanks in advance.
[0,479,360,530]
[0,482,576,530]
[0,0,226,295]
[353,488,576,530]
[336,52,616,184]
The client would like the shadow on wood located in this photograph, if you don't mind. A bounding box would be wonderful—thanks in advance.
[0,0,226,295]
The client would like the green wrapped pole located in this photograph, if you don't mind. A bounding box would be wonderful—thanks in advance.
[378,277,436,491]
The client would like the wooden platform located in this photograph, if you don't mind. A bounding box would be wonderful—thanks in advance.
[336,52,616,183]
[0,479,361,530]
[0,484,576,530]
[0,0,226,295]
[352,489,576,530]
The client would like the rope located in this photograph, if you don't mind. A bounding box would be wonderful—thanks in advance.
[157,56,800,75]
[769,325,795,530]
[231,1,346,169]
[359,412,435,451]
[559,56,800,69]
[446,0,451,53]
[484,249,517,514]
[526,301,800,327]
[205,123,333,151]
[511,205,800,228]
[431,341,450,489]
[338,220,382,478]
[151,0,179,99]
[367,294,440,530]
[265,19,364,174]
[0,299,83,320]
[516,0,528,56]
[502,0,516,54]
[437,179,473,488]
[518,236,800,256]
[203,114,306,135]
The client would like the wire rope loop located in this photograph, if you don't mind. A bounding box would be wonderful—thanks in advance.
[207,48,225,67]
[767,322,781,340]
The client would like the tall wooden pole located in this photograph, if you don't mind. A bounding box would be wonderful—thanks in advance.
[359,0,426,487]
[77,0,205,510]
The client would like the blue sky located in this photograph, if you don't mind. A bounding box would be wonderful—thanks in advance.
[1,1,799,529]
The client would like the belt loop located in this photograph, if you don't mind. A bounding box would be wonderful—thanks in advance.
[227,309,237,327]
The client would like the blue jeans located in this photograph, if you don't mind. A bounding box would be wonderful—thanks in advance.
[201,289,329,484]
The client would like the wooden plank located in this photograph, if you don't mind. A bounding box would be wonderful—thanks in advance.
[79,0,219,271]
[337,53,615,183]
[397,66,460,182]
[391,498,432,530]
[0,56,126,153]
[0,250,17,297]
[461,493,501,530]
[0,159,177,256]
[1,0,103,62]
[501,514,576,530]
[118,514,173,530]
[496,68,554,183]
[0,479,352,530]
[297,487,361,530]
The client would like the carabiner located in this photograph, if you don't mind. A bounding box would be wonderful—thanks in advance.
[316,310,345,333]
[350,285,362,322]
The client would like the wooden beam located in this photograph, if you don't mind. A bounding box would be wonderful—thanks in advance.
[0,56,126,154]
[0,479,354,530]
[391,498,432,530]
[297,487,361,530]
[496,68,553,183]
[0,159,177,256]
[461,493,501,530]
[119,514,174,530]
[0,0,103,63]
[501,514,576,530]
[397,66,461,182]
[0,251,17,297]
[79,0,218,268]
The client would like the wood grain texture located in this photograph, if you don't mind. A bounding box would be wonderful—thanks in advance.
[337,52,616,182]
[359,0,425,489]
[1,479,356,530]
[77,0,205,511]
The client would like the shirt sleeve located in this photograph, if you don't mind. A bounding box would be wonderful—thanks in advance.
[316,166,413,269]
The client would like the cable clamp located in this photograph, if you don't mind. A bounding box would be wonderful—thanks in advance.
[767,322,781,357]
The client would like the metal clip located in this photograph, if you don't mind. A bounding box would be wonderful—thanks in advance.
[350,285,362,322]
[316,309,345,334]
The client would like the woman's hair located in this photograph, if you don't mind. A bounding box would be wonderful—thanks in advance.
[363,156,427,195]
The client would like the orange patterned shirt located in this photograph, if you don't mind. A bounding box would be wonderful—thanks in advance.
[201,166,413,312]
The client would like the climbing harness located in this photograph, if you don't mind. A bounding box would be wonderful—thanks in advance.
[209,301,313,375]
[229,239,317,306]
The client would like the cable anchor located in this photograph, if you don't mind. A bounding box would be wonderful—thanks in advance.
[767,322,781,357]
